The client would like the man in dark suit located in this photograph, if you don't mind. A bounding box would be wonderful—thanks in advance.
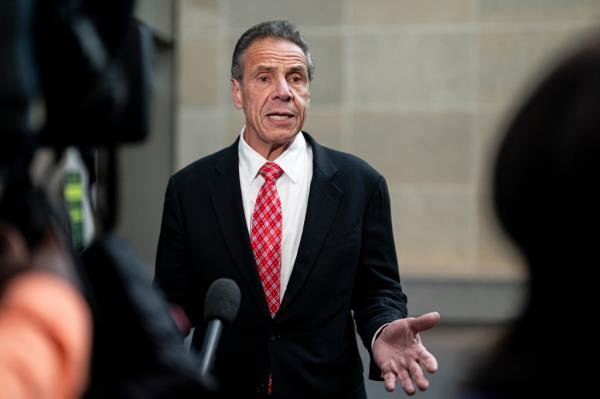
[155,20,439,399]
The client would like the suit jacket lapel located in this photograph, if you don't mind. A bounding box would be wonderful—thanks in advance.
[208,141,272,320]
[279,133,342,314]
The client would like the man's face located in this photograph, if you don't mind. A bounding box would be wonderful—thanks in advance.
[231,37,311,157]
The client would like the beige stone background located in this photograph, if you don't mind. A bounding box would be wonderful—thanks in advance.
[174,0,600,282]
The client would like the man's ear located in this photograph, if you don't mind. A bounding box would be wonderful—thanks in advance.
[231,79,243,109]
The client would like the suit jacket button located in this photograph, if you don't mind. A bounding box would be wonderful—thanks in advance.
[257,383,267,394]
[268,332,279,342]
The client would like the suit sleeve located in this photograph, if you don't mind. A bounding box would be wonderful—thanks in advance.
[351,175,407,380]
[154,176,198,325]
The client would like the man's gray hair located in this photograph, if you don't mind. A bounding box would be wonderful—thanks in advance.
[231,20,314,82]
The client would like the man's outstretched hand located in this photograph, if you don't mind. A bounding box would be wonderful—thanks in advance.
[373,312,440,395]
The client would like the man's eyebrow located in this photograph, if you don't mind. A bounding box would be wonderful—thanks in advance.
[287,65,307,74]
[253,65,275,74]
[252,65,307,74]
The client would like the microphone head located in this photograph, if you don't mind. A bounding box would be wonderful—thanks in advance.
[204,278,241,325]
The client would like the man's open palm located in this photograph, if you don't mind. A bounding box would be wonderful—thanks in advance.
[373,312,440,395]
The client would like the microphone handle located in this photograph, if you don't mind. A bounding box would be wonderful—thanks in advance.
[198,319,223,381]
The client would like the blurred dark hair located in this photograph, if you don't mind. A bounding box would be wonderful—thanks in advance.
[465,33,600,399]
[493,34,600,276]
[231,20,314,82]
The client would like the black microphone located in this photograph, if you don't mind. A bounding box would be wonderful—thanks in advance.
[198,278,241,392]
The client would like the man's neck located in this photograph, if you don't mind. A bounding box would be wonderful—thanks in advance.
[243,131,297,161]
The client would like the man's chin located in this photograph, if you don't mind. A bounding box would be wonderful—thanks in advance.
[266,127,300,142]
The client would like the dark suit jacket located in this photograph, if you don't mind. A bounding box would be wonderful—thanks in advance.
[155,133,407,399]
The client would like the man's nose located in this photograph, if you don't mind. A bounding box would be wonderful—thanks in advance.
[272,77,292,101]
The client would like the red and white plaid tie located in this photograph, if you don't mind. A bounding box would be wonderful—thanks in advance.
[251,162,284,318]
[251,162,283,395]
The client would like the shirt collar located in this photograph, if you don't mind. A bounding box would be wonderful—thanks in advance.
[238,127,307,185]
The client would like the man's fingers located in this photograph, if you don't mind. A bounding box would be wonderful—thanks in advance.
[411,311,440,333]
[383,372,397,392]
[419,349,438,373]
[409,361,429,391]
[398,369,416,395]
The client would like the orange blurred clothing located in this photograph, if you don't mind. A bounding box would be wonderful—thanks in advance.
[0,271,91,399]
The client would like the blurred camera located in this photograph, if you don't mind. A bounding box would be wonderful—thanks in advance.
[0,0,152,246]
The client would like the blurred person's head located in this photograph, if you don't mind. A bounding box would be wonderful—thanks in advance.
[493,34,600,300]
[466,34,600,399]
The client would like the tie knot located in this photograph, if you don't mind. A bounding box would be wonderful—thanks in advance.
[258,162,283,182]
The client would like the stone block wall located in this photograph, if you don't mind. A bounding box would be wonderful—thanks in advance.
[175,0,600,280]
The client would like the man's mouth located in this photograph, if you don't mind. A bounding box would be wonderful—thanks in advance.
[266,112,295,121]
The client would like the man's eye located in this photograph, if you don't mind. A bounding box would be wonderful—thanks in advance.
[289,75,304,84]
[257,76,269,82]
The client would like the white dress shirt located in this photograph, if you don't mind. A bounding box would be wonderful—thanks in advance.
[238,130,313,301]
